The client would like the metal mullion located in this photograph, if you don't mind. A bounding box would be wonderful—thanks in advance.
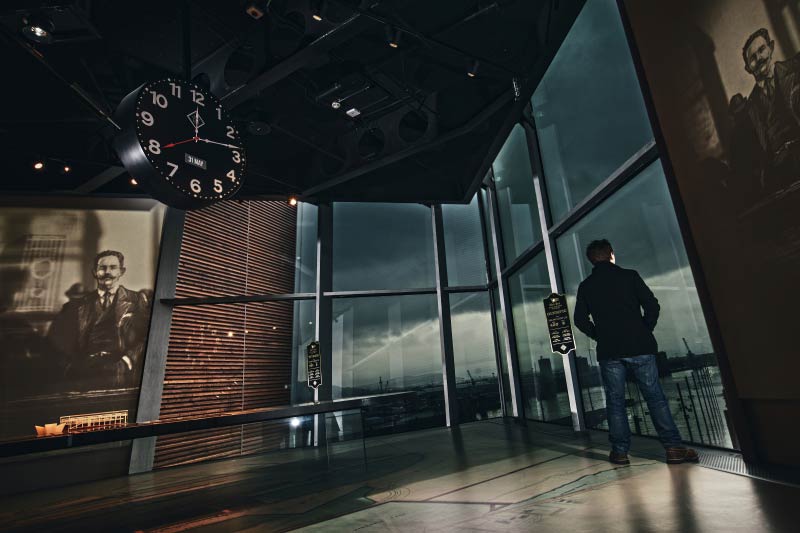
[523,116,586,431]
[443,284,489,294]
[325,287,437,299]
[487,283,508,417]
[547,140,658,239]
[476,182,496,282]
[314,203,334,446]
[432,205,459,427]
[486,181,525,418]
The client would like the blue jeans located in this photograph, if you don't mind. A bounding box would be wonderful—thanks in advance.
[599,354,683,453]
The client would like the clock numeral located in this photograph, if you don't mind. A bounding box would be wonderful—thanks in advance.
[232,151,241,163]
[151,92,168,108]
[190,179,202,194]
[216,106,222,120]
[140,111,155,127]
[167,162,179,177]
[169,82,182,99]
[226,126,235,140]
[191,90,205,106]
[148,139,161,154]
[227,169,236,181]
[213,179,223,193]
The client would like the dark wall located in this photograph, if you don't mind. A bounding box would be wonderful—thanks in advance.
[623,0,800,466]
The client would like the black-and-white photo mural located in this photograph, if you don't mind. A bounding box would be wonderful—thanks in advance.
[0,199,164,438]
[624,0,800,409]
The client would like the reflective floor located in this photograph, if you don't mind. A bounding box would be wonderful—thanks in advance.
[1,420,798,532]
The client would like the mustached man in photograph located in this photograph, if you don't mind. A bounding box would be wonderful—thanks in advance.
[47,250,151,390]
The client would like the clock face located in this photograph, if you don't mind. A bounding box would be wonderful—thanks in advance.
[131,79,245,203]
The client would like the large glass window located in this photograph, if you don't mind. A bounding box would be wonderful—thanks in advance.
[331,294,444,431]
[532,0,653,222]
[492,125,542,263]
[333,203,435,291]
[450,292,502,421]
[508,254,571,423]
[556,162,731,448]
[442,195,487,286]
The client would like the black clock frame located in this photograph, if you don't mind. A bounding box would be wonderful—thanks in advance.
[113,78,245,210]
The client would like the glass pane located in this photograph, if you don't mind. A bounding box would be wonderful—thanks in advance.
[556,161,732,448]
[176,201,317,297]
[532,0,653,222]
[492,287,513,416]
[450,292,502,421]
[509,254,571,423]
[492,125,542,263]
[331,294,445,432]
[442,195,487,287]
[294,203,318,294]
[480,188,497,279]
[333,203,435,291]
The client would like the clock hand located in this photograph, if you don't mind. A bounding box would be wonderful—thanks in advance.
[194,106,200,140]
[197,137,243,150]
[163,136,199,148]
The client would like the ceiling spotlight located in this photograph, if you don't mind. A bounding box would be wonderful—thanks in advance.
[288,196,298,206]
[245,2,266,20]
[130,178,138,186]
[21,12,55,44]
[386,26,401,48]
[467,59,480,78]
[63,165,71,173]
[33,161,44,170]
[310,0,324,21]
[331,100,341,109]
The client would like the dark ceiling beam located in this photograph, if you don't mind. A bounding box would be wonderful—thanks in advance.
[270,123,346,162]
[301,90,513,197]
[222,14,374,109]
[73,166,127,194]
[0,26,121,131]
[332,0,522,79]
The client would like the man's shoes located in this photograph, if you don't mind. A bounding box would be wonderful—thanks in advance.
[665,446,700,464]
[609,451,630,465]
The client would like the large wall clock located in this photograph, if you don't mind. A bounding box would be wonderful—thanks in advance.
[113,78,245,209]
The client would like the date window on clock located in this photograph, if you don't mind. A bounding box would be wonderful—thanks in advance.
[185,153,207,170]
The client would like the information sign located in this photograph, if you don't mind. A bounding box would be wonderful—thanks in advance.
[543,293,575,355]
[307,341,322,389]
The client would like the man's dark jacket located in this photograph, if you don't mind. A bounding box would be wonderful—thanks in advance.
[47,285,151,387]
[573,262,660,361]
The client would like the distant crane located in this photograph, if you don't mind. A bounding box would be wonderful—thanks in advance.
[682,337,695,356]
[466,369,476,387]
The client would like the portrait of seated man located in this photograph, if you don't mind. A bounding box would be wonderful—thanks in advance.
[47,250,151,390]
[729,27,800,193]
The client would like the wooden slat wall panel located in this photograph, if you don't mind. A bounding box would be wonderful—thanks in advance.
[154,201,297,469]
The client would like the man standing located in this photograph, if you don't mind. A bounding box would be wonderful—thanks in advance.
[729,27,800,191]
[573,239,698,465]
[48,250,151,390]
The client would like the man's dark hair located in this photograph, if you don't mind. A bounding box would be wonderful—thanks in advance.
[742,28,772,66]
[94,250,125,269]
[586,239,613,265]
